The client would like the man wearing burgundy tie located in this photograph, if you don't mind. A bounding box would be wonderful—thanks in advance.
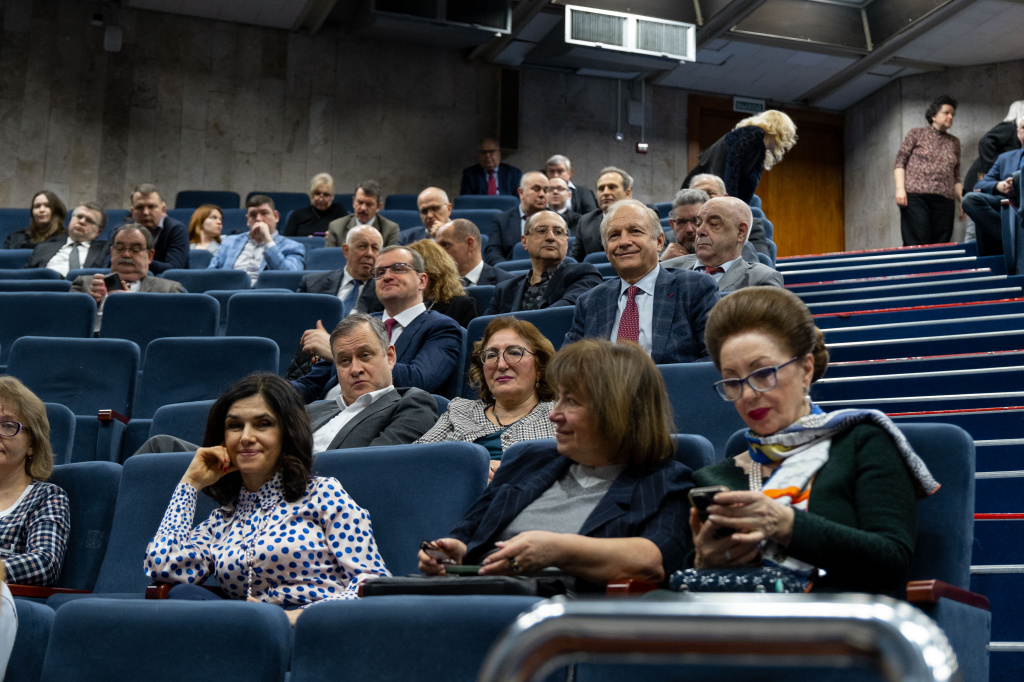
[460,138,523,196]
[564,199,720,364]
[661,197,783,293]
[290,245,463,402]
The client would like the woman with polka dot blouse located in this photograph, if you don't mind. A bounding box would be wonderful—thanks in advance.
[145,374,389,624]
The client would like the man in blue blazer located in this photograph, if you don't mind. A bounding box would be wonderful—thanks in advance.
[963,119,1024,256]
[460,138,522,196]
[486,211,602,315]
[209,195,305,284]
[564,199,720,363]
[290,245,462,402]
[434,219,513,287]
[484,171,550,265]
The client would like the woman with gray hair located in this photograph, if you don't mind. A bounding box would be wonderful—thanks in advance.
[283,172,348,237]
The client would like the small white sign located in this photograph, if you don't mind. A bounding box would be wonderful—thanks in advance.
[733,97,766,114]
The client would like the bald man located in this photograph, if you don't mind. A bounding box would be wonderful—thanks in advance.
[662,197,783,292]
[484,171,550,265]
[399,187,454,245]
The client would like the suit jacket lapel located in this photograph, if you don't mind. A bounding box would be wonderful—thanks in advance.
[650,268,676,362]
[717,262,746,292]
[327,391,399,449]
[578,467,639,536]
[307,400,341,432]
[393,312,426,361]
[542,265,568,307]
[593,281,619,341]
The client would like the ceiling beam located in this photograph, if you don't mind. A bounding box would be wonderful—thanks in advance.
[467,0,550,63]
[797,0,978,104]
[695,0,770,48]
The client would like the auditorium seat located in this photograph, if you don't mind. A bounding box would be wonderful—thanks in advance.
[46,402,77,465]
[120,398,216,461]
[383,193,419,211]
[205,288,292,332]
[0,279,72,291]
[290,236,327,253]
[188,248,213,269]
[40,599,291,682]
[653,201,672,219]
[0,207,31,244]
[379,209,423,230]
[511,242,528,259]
[65,268,107,282]
[583,252,609,264]
[495,258,532,272]
[0,292,94,366]
[225,292,342,375]
[164,208,194,226]
[254,271,321,291]
[464,284,495,314]
[0,268,61,280]
[162,268,251,292]
[450,209,504,228]
[0,249,35,269]
[305,247,345,271]
[99,293,220,362]
[7,598,53,682]
[671,434,717,469]
[658,362,746,460]
[335,192,353,208]
[221,208,248,234]
[132,336,279,419]
[452,195,519,211]
[96,209,131,241]
[174,190,240,209]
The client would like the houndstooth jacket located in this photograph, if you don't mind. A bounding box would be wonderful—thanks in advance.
[414,398,556,454]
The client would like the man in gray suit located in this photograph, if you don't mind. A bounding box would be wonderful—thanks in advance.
[71,224,185,332]
[662,197,783,293]
[325,180,401,248]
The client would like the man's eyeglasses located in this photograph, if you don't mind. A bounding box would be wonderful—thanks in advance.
[712,357,800,402]
[72,214,99,226]
[477,346,535,366]
[112,244,147,254]
[670,217,700,227]
[0,421,25,438]
[528,225,568,238]
[372,263,420,279]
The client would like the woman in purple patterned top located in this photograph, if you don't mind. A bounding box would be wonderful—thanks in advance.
[894,95,963,246]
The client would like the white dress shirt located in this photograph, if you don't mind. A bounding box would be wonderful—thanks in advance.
[463,260,485,286]
[336,271,366,312]
[46,238,93,277]
[312,385,396,453]
[610,264,661,355]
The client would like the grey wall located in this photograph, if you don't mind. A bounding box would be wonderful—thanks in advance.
[845,61,1024,250]
[0,0,689,213]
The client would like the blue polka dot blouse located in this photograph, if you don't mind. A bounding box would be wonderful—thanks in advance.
[144,472,390,604]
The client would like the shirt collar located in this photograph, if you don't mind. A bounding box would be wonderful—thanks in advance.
[619,263,661,296]
[465,259,485,284]
[695,254,744,272]
[383,301,427,328]
[335,384,395,410]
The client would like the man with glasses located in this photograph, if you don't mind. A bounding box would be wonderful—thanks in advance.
[121,183,188,273]
[484,171,549,265]
[569,167,633,262]
[460,137,522,196]
[208,194,305,283]
[27,202,109,275]
[663,197,783,293]
[70,224,185,332]
[290,245,462,403]
[397,187,454,245]
[485,211,602,314]
[660,189,708,262]
[545,154,598,214]
[545,177,581,233]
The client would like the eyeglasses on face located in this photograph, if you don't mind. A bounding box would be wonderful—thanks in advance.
[528,225,568,238]
[712,357,800,402]
[477,345,535,367]
[372,263,419,279]
[0,421,25,438]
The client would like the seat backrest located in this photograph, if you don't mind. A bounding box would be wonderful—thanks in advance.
[290,596,542,682]
[225,292,342,375]
[40,599,291,682]
[8,337,140,417]
[96,209,131,241]
[133,336,279,419]
[254,270,319,290]
[0,292,96,363]
[93,452,219,592]
[65,267,107,282]
[188,248,213,269]
[0,249,33,269]
[313,442,489,576]
[383,193,419,211]
[658,362,746,460]
[672,433,719,470]
[0,208,31,243]
[305,247,346,271]
[495,258,532,272]
[221,208,248,235]
[174,190,241,209]
[379,209,424,230]
[465,285,496,315]
[584,251,610,264]
[48,461,122,590]
[149,399,216,446]
[10,598,54,682]
[0,267,62,280]
[162,268,251,293]
[452,195,519,211]
[289,236,327,252]
[45,402,77,465]
[0,279,73,292]
[99,293,220,362]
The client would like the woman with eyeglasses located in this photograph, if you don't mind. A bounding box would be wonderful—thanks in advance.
[282,172,348,238]
[679,287,937,594]
[415,317,557,481]
[0,376,70,587]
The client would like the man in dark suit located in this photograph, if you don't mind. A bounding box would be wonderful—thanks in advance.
[121,183,188,273]
[434,219,512,287]
[291,245,463,402]
[963,118,1024,256]
[570,166,633,262]
[564,199,720,363]
[398,187,454,245]
[26,202,108,275]
[660,188,708,262]
[486,211,602,315]
[460,138,522,196]
[662,197,783,293]
[325,180,401,248]
[298,225,383,313]
[545,177,582,233]
[545,154,599,214]
[484,171,549,265]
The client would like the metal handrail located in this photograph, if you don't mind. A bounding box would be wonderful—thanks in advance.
[477,594,957,682]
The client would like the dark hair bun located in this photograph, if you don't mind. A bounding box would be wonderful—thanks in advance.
[811,327,829,382]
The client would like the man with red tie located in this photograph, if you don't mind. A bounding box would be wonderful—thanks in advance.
[662,197,783,293]
[563,199,720,364]
[460,138,523,196]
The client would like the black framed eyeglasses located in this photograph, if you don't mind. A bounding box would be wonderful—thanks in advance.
[712,357,800,402]
[0,421,25,438]
[372,263,418,279]
[476,346,535,367]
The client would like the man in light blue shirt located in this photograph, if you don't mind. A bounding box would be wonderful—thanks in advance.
[209,195,305,283]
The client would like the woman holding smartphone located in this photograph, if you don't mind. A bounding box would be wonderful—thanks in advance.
[144,374,389,624]
[682,288,938,594]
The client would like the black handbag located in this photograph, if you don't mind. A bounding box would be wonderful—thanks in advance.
[360,574,577,598]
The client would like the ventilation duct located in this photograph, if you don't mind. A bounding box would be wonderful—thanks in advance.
[564,5,695,63]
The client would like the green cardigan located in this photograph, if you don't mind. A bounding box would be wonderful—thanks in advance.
[693,424,918,594]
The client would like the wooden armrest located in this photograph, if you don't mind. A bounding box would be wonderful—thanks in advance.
[606,579,659,596]
[906,579,990,611]
[97,410,129,424]
[8,585,90,599]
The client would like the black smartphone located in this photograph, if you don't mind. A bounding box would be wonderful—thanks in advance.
[420,540,454,565]
[103,272,123,291]
[688,485,735,539]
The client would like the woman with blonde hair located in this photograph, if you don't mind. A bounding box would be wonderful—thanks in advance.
[407,238,479,328]
[187,204,223,253]
[282,172,348,237]
[682,109,797,204]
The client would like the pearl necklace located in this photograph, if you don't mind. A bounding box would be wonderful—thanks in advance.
[748,460,763,492]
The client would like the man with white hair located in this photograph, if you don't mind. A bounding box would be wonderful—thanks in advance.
[663,197,783,292]
[545,154,598,213]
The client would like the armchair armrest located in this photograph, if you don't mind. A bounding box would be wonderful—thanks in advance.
[8,585,90,599]
[97,409,129,424]
[906,579,990,611]
[606,579,659,596]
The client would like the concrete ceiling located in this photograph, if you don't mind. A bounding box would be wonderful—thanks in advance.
[108,0,1024,111]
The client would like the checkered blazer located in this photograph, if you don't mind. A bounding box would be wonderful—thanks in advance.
[0,481,70,585]
[414,398,556,453]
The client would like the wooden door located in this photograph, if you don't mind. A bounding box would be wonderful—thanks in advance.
[687,96,845,257]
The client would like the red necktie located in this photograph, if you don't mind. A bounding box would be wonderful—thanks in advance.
[617,286,640,343]
[487,170,498,196]
[703,266,725,275]
[384,318,398,341]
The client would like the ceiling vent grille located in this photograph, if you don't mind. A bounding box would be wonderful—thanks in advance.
[564,5,694,63]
